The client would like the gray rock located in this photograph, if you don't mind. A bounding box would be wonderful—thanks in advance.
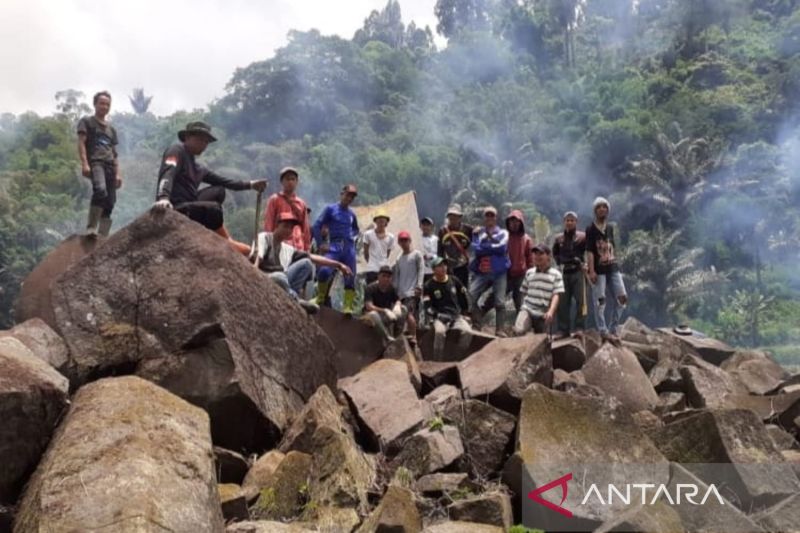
[0,337,68,504]
[594,501,684,533]
[41,210,338,453]
[658,327,736,365]
[251,451,312,521]
[752,493,800,533]
[447,491,512,529]
[419,361,460,393]
[219,483,249,522]
[414,473,474,496]
[279,385,353,455]
[582,343,659,412]
[315,306,385,378]
[458,334,552,413]
[551,336,587,372]
[655,392,686,415]
[226,521,317,532]
[721,351,790,395]
[552,368,586,392]
[418,329,495,362]
[680,354,748,409]
[422,522,503,533]
[443,400,516,478]
[648,358,684,393]
[357,485,421,533]
[339,359,426,452]
[242,450,286,503]
[393,426,464,477]
[384,336,423,394]
[214,446,250,485]
[0,318,68,371]
[424,385,461,413]
[652,409,800,508]
[765,424,797,451]
[14,376,224,532]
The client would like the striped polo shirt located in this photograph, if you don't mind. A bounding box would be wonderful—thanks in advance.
[521,266,565,317]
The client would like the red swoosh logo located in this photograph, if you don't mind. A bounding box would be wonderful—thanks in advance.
[528,472,574,518]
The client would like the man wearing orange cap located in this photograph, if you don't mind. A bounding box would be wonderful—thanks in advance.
[264,167,311,251]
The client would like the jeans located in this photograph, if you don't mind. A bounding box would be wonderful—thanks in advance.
[269,258,314,299]
[593,270,627,334]
[90,161,117,216]
[432,315,472,360]
[469,272,507,330]
[482,274,524,314]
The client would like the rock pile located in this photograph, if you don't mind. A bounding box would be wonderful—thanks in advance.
[2,213,799,532]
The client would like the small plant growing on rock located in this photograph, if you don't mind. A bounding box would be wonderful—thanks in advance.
[427,416,445,432]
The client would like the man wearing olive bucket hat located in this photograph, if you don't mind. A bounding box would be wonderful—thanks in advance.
[152,121,267,255]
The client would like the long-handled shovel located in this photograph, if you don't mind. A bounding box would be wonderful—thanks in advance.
[248,190,264,262]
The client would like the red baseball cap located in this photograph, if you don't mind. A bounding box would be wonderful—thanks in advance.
[398,231,411,240]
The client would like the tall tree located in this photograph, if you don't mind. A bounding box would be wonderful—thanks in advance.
[434,0,496,39]
[129,88,154,115]
[54,89,91,122]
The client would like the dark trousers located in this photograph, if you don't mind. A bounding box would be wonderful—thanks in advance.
[557,269,587,334]
[451,265,469,290]
[481,274,524,314]
[90,161,117,216]
[175,186,226,231]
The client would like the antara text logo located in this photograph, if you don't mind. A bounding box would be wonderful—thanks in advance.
[527,472,725,518]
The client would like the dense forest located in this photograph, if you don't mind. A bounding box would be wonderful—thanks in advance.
[2,0,800,365]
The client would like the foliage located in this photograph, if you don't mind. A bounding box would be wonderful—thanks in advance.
[128,88,154,115]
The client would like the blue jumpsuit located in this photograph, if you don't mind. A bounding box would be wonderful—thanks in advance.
[313,203,359,289]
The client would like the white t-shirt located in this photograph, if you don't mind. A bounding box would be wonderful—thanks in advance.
[421,234,439,275]
[363,229,395,272]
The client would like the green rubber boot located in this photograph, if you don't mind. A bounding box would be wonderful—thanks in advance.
[342,289,356,316]
[315,280,331,306]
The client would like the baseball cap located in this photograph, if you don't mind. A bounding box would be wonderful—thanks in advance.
[532,243,551,254]
[398,230,411,240]
[378,265,393,275]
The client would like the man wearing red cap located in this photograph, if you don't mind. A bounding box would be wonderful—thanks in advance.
[255,212,351,314]
[264,167,311,251]
[393,231,424,341]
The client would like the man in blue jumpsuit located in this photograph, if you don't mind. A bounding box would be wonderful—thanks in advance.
[313,184,360,313]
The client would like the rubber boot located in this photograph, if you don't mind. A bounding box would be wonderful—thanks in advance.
[494,308,506,337]
[98,217,113,237]
[315,280,331,306]
[342,289,356,316]
[215,226,251,256]
[85,206,103,237]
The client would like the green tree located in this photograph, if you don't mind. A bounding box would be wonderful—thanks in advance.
[128,88,154,115]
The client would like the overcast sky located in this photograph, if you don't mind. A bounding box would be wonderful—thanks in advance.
[0,0,439,117]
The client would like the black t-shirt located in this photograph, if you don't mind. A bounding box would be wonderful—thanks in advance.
[437,224,473,270]
[586,222,619,274]
[364,282,399,310]
[156,142,250,204]
[423,275,469,316]
[77,116,118,163]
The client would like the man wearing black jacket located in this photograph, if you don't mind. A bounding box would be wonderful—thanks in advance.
[552,211,587,337]
[152,121,267,254]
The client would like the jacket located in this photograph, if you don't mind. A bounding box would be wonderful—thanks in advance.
[553,229,587,272]
[505,210,534,277]
[469,225,510,276]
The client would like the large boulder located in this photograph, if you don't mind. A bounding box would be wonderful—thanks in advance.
[315,307,385,378]
[14,376,223,532]
[422,522,503,533]
[339,359,426,452]
[214,446,250,485]
[0,318,68,372]
[392,426,464,477]
[651,409,800,508]
[594,501,684,533]
[0,337,68,504]
[658,327,736,365]
[581,343,659,412]
[35,210,337,452]
[680,354,749,409]
[14,234,103,328]
[418,329,496,362]
[419,361,460,394]
[242,450,286,503]
[279,385,353,455]
[443,400,516,479]
[752,493,800,533]
[251,451,313,521]
[550,337,587,372]
[447,491,513,529]
[510,385,669,531]
[457,334,552,413]
[357,485,421,533]
[721,351,790,396]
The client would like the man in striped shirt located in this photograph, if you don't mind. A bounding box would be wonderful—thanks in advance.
[514,243,565,335]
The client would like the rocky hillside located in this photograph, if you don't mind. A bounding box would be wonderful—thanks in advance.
[1,210,799,532]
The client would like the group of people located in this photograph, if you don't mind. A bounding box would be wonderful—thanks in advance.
[78,92,628,359]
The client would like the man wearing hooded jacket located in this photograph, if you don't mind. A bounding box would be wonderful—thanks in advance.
[480,209,533,318]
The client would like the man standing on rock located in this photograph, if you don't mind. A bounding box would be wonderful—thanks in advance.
[363,265,407,342]
[469,206,510,336]
[514,244,564,335]
[420,217,439,285]
[586,197,628,341]
[254,212,351,314]
[552,211,588,338]
[152,121,267,255]
[264,167,311,251]
[312,184,360,314]
[77,91,121,237]
[437,204,473,289]
[393,231,424,342]
[363,211,395,284]
[424,257,472,359]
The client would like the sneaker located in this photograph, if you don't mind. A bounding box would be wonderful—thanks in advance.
[299,299,320,315]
